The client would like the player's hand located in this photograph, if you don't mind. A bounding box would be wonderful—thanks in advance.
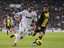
[38,27,41,30]
[33,26,36,30]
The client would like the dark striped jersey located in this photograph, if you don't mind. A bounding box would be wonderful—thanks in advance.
[6,19,11,26]
[37,11,50,27]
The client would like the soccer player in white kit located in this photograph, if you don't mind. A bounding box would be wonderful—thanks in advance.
[10,4,37,47]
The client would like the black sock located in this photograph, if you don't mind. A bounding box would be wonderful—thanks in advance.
[38,36,42,40]
[7,30,9,35]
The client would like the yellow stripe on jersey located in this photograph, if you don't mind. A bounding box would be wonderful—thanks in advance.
[44,12,49,17]
[41,19,48,27]
[7,19,10,26]
[41,12,49,27]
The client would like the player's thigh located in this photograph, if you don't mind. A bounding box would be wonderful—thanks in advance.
[19,27,28,38]
[6,26,10,30]
[20,31,27,37]
[39,32,44,37]
[19,26,25,35]
[19,24,28,35]
[39,27,46,36]
[19,22,25,32]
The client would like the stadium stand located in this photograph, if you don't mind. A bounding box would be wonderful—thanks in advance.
[0,0,64,31]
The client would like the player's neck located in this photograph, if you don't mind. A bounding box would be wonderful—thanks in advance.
[28,9,32,13]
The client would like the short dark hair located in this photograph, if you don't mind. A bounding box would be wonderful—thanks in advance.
[28,4,33,7]
[44,6,48,7]
[44,4,48,7]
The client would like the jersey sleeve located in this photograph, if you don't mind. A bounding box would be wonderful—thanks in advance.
[36,12,44,27]
[32,11,37,22]
[16,10,25,15]
[3,18,6,23]
[14,10,25,18]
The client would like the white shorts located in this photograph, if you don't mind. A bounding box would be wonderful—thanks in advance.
[19,21,33,37]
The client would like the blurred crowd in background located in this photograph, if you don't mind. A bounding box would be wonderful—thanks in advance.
[0,0,64,31]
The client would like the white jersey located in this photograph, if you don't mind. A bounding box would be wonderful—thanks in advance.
[13,10,37,44]
[16,10,37,26]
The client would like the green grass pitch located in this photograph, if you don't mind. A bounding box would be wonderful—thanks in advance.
[0,32,64,48]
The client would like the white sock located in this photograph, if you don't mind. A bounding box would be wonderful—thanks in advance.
[14,34,18,37]
[13,31,27,44]
[14,34,21,44]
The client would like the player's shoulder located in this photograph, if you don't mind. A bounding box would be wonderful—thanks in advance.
[22,10,28,12]
[32,11,36,13]
[31,11,36,13]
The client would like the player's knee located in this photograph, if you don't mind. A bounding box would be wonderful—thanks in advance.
[38,36,42,40]
[41,34,43,37]
[32,34,35,36]
[40,32,44,37]
[20,31,24,35]
[32,33,36,36]
[20,36,23,39]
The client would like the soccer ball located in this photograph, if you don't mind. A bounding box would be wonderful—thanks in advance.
[36,40,42,46]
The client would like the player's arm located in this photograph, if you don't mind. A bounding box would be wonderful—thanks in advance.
[3,19,6,26]
[32,11,38,30]
[14,10,25,21]
[37,12,44,30]
[3,21,6,26]
[14,14,21,22]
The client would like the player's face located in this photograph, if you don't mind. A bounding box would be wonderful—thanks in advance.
[43,7,48,11]
[28,6,34,12]
[7,16,10,19]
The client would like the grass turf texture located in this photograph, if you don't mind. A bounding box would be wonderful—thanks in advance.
[0,32,64,48]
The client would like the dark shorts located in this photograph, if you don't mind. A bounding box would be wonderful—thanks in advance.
[6,25,14,29]
[34,27,46,34]
[6,26,11,29]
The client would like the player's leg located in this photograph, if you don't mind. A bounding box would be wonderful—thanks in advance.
[13,32,22,47]
[31,27,38,46]
[38,32,44,40]
[31,27,46,46]
[35,27,46,40]
[39,27,46,39]
[12,29,24,47]
[6,28,9,35]
[13,30,27,47]
[10,22,22,38]
[10,28,17,38]
[28,26,37,36]
[10,27,16,34]
[6,26,10,35]
[31,32,43,46]
[12,22,27,47]
[20,31,27,39]
[31,32,38,45]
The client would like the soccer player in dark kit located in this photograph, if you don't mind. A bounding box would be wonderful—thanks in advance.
[30,5,50,46]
